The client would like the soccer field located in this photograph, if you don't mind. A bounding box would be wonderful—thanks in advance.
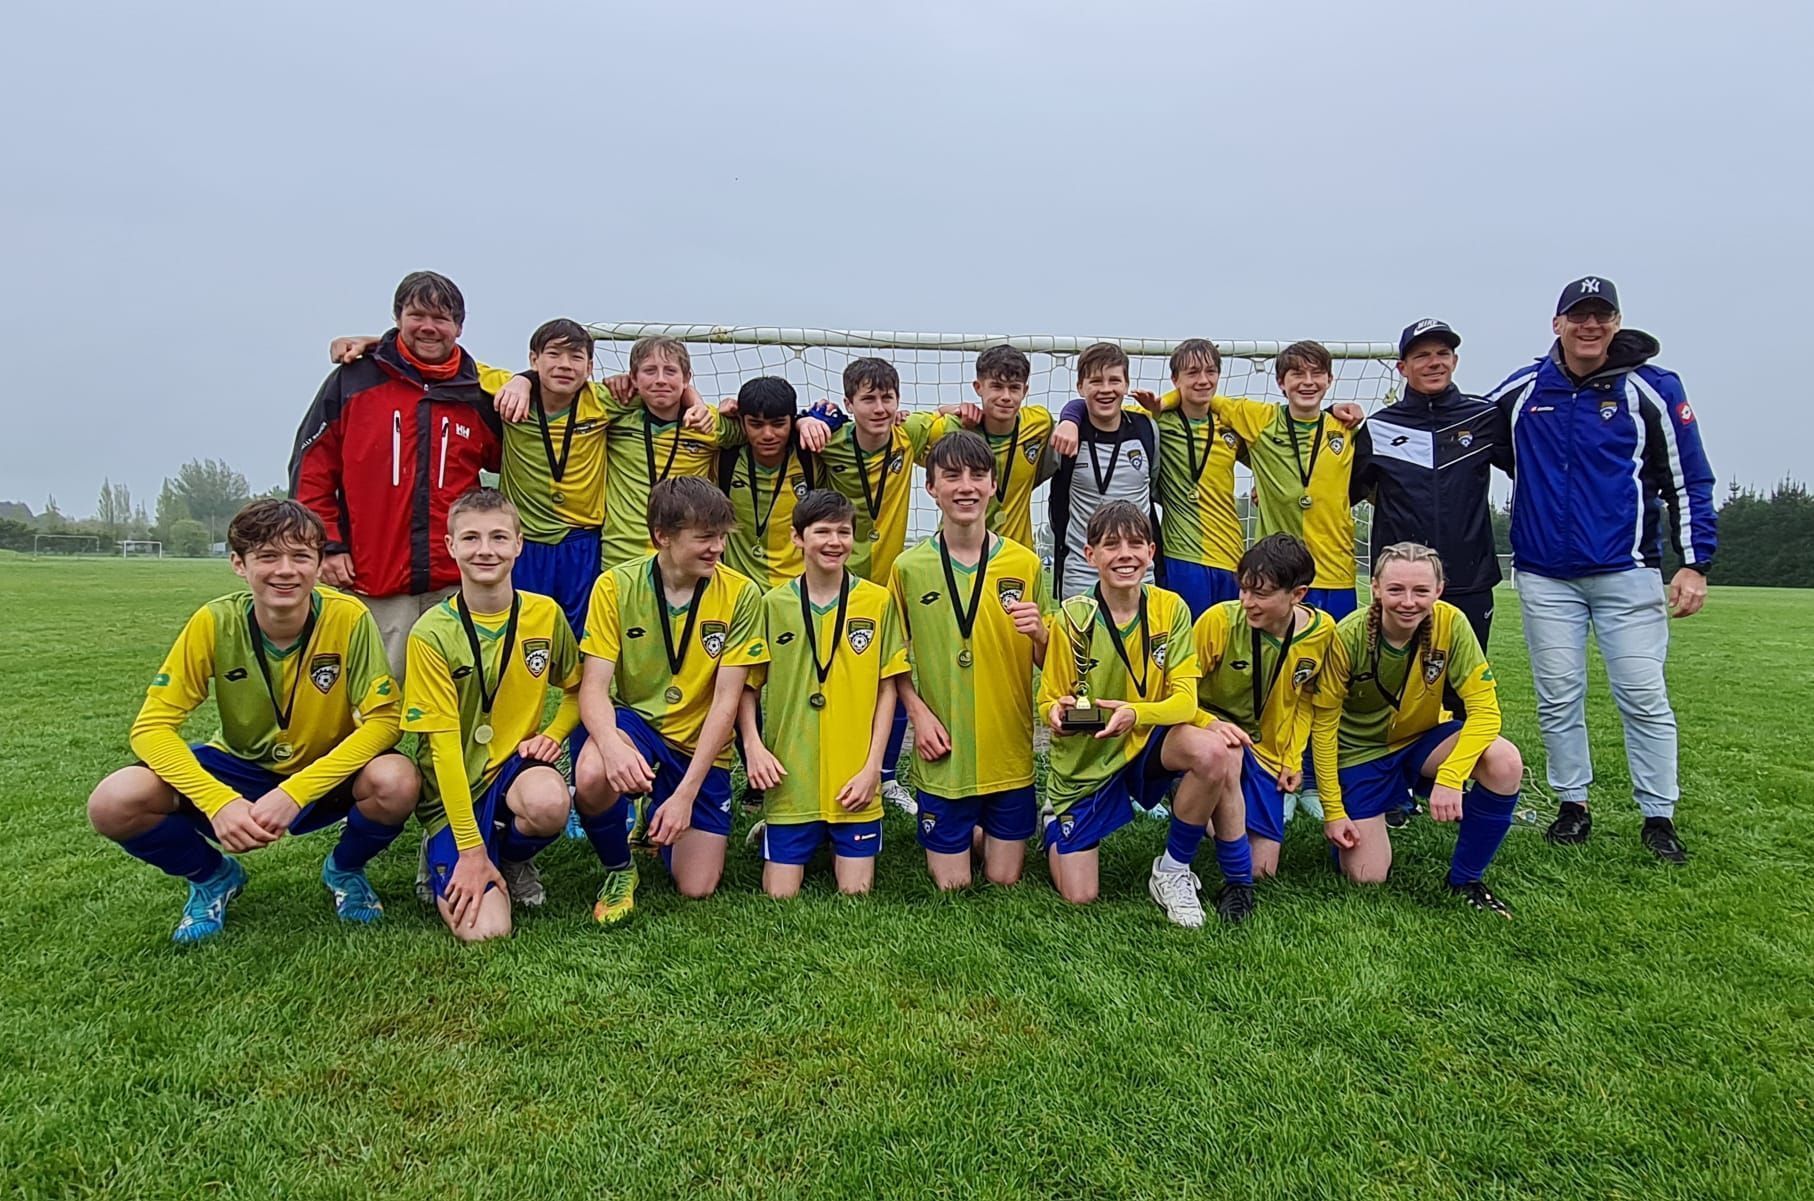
[2,558,1810,1200]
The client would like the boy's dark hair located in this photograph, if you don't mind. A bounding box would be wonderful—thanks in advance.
[1237,533,1316,593]
[392,271,465,325]
[924,429,996,479]
[1274,340,1333,385]
[738,376,798,421]
[228,498,326,557]
[1076,342,1130,382]
[529,318,595,359]
[1084,500,1152,546]
[975,344,1031,385]
[629,335,692,379]
[447,486,520,532]
[842,357,900,400]
[792,488,855,534]
[648,476,736,539]
[1169,338,1222,379]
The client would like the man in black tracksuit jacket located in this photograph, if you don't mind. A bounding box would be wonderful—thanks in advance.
[1350,319,1512,647]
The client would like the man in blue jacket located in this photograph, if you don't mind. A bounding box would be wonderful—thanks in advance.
[1489,277,1715,863]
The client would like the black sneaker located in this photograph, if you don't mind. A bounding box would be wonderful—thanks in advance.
[1641,816,1688,864]
[1545,801,1592,845]
[1448,879,1513,919]
[1385,799,1421,829]
[1215,882,1256,925]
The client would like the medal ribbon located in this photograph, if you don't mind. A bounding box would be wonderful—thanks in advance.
[1368,634,1413,712]
[652,558,709,677]
[1183,414,1214,482]
[457,593,521,724]
[854,435,890,522]
[994,416,1021,504]
[534,375,578,484]
[799,570,851,695]
[1092,585,1152,697]
[246,598,320,732]
[1250,612,1300,721]
[745,445,790,540]
[1285,414,1325,493]
[642,412,685,488]
[1086,428,1124,495]
[937,532,990,650]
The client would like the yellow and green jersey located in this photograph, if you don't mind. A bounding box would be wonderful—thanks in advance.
[1153,397,1246,570]
[748,575,909,824]
[403,591,581,839]
[130,589,399,816]
[599,398,743,569]
[817,413,938,582]
[1213,396,1360,588]
[1188,600,1334,776]
[889,534,1047,798]
[581,555,766,765]
[925,406,1056,549]
[1037,585,1200,813]
[1311,601,1501,821]
[719,445,823,588]
[478,364,610,542]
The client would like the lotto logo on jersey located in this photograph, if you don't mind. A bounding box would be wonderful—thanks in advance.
[777,631,796,645]
[700,621,728,659]
[847,618,876,654]
[1422,649,1448,685]
[308,654,341,694]
[522,639,551,678]
[998,578,1026,608]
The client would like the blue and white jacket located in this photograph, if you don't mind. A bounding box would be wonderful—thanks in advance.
[1488,331,1716,578]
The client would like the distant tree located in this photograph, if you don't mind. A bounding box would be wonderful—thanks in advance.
[95,479,132,538]
[254,483,289,501]
[0,501,34,523]
[0,518,34,551]
[154,479,190,541]
[167,518,212,558]
[40,494,67,533]
[1490,498,1512,556]
[168,459,250,544]
[1711,478,1814,587]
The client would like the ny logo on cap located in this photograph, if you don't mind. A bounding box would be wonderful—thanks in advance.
[1579,278,1602,294]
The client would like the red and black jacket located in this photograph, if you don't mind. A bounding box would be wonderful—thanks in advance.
[288,331,501,598]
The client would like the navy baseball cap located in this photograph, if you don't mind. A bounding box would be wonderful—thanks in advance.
[1557,275,1620,315]
[1397,318,1461,359]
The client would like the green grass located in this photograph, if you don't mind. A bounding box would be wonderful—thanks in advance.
[2,558,1811,1200]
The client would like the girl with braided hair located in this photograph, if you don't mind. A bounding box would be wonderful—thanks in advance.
[1308,543,1524,916]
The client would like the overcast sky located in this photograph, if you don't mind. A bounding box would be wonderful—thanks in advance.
[3,0,1808,516]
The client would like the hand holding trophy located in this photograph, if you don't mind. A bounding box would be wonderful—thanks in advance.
[1058,594,1107,733]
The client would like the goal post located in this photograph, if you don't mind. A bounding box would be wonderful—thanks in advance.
[583,322,1402,567]
[121,539,164,559]
[32,533,101,557]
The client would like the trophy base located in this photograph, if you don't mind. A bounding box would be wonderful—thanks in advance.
[1060,704,1107,732]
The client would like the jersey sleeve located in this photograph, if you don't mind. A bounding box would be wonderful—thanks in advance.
[426,729,483,852]
[1211,396,1276,445]
[579,573,622,662]
[1431,614,1502,791]
[1638,371,1718,572]
[902,412,939,462]
[1310,633,1354,821]
[402,633,462,736]
[879,596,910,680]
[1192,605,1231,676]
[720,579,767,667]
[475,361,518,396]
[128,606,242,817]
[1130,595,1199,728]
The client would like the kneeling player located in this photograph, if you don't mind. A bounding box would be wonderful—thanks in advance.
[87,500,417,943]
[1311,542,1523,917]
[573,478,765,915]
[1038,502,1247,920]
[740,491,909,897]
[407,489,583,942]
[1188,534,1337,883]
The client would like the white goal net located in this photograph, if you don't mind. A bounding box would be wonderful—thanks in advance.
[121,539,163,559]
[33,534,101,556]
[585,323,1402,568]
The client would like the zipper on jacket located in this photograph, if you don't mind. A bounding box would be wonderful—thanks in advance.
[438,416,450,488]
[391,412,402,487]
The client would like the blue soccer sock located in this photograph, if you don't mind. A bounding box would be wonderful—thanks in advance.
[1449,784,1518,885]
[499,811,558,865]
[1215,837,1254,886]
[120,815,223,882]
[581,799,632,871]
[1159,817,1208,873]
[330,806,407,872]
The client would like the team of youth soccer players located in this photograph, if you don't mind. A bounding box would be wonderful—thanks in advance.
[93,320,1561,943]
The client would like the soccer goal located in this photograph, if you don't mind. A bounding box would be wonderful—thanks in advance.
[32,533,101,557]
[121,539,163,559]
[586,323,1401,567]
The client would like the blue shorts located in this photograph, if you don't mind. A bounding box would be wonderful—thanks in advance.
[915,786,1038,854]
[762,818,884,865]
[424,754,555,898]
[1165,559,1240,620]
[1044,728,1181,855]
[515,528,600,638]
[169,744,395,838]
[1241,748,1289,843]
[1334,720,1463,820]
[1305,586,1359,620]
[615,707,734,838]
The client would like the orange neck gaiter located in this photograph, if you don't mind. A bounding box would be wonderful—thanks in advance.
[396,334,462,381]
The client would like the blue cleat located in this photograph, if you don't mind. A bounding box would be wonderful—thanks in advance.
[322,855,384,924]
[565,804,585,840]
[173,857,247,944]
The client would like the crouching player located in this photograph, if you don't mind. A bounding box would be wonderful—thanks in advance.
[407,488,583,942]
[87,499,417,943]
[1037,502,1248,921]
[573,478,766,915]
[740,490,909,897]
[1189,534,1337,882]
[1310,542,1523,917]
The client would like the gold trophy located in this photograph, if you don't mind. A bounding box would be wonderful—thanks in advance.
[1059,594,1107,731]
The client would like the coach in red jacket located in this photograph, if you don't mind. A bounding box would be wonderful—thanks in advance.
[288,271,501,673]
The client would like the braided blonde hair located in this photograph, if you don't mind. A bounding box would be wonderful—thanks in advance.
[1367,542,1446,670]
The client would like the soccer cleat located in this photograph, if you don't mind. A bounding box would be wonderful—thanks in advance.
[745,819,767,851]
[499,856,547,908]
[592,862,639,925]
[1545,801,1593,845]
[1384,798,1420,829]
[882,780,917,815]
[1147,858,1205,928]
[741,788,765,815]
[1448,879,1513,919]
[1294,785,1324,822]
[413,839,434,905]
[1640,816,1689,864]
[172,857,247,944]
[564,805,585,840]
[322,856,384,924]
[1214,881,1256,925]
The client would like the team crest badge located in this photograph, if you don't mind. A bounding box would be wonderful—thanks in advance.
[1292,657,1316,689]
[794,479,810,498]
[1457,430,1473,448]
[1600,402,1618,421]
[1151,634,1169,669]
[1022,440,1042,464]
[1127,447,1145,469]
[700,621,728,659]
[1422,649,1448,685]
[920,813,937,836]
[847,617,876,654]
[1059,814,1077,840]
[998,578,1026,608]
[308,653,341,694]
[888,450,906,474]
[1221,430,1239,449]
[522,638,551,679]
[1329,434,1346,455]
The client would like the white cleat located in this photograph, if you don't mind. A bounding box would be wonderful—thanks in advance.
[1147,857,1205,929]
[882,780,917,815]
[499,856,546,908]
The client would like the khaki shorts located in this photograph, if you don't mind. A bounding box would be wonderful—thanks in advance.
[359,587,456,678]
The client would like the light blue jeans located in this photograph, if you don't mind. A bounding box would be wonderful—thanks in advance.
[1516,569,1677,817]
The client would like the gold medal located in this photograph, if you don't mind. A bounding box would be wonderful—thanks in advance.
[473,723,494,746]
[271,741,293,762]
[664,685,683,704]
[809,692,827,709]
[957,648,973,668]
[1298,494,1313,510]
[868,529,880,542]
